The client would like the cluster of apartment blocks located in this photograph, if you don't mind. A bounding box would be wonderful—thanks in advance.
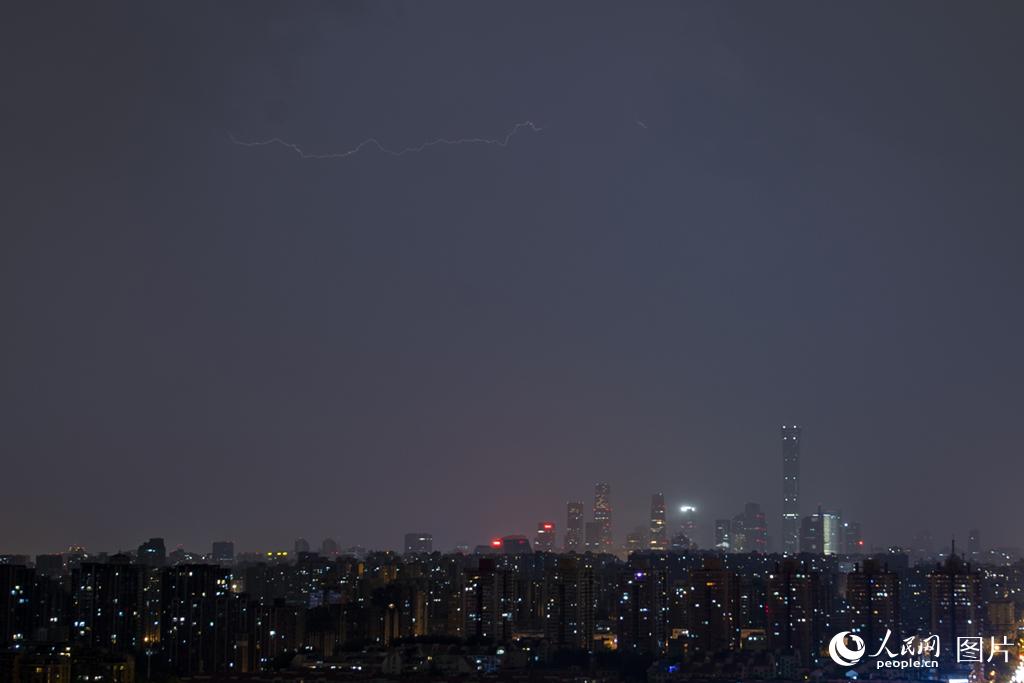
[1,537,1019,679]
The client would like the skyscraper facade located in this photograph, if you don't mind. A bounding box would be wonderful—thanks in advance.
[781,425,802,555]
[732,502,768,553]
[534,522,556,551]
[593,483,613,550]
[565,501,583,551]
[649,493,667,551]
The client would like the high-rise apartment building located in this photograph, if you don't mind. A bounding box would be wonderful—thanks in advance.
[846,558,899,648]
[929,552,982,663]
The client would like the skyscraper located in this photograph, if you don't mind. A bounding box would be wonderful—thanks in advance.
[799,507,841,555]
[534,522,556,551]
[565,501,584,551]
[649,493,667,551]
[678,505,698,549]
[593,483,612,550]
[781,425,801,555]
[842,521,864,554]
[714,519,732,551]
[732,502,768,554]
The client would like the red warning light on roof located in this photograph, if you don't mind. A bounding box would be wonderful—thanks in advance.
[490,538,503,548]
[543,523,554,530]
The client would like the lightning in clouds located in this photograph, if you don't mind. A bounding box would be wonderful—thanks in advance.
[229,120,542,160]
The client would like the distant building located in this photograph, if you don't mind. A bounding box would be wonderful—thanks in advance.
[321,537,340,557]
[800,507,841,555]
[843,521,864,554]
[499,535,532,554]
[714,519,732,551]
[593,483,613,550]
[534,522,556,552]
[732,503,768,553]
[649,493,667,551]
[564,501,584,551]
[211,541,234,563]
[678,506,698,549]
[294,538,310,554]
[584,522,603,551]
[670,531,693,552]
[625,528,646,555]
[781,425,802,555]
[403,533,433,554]
[137,538,166,568]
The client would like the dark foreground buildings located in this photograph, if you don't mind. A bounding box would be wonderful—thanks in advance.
[0,541,1019,682]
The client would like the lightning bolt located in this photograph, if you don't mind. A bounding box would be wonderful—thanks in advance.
[228,120,542,160]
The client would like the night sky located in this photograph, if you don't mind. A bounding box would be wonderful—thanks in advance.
[3,2,1023,556]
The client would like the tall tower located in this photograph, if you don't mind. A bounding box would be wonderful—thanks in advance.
[781,425,801,555]
[649,493,667,551]
[594,483,613,550]
[565,501,584,551]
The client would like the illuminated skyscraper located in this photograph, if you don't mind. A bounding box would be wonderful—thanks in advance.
[799,507,841,555]
[593,483,612,550]
[678,505,698,549]
[781,425,801,555]
[649,493,667,551]
[565,501,584,551]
